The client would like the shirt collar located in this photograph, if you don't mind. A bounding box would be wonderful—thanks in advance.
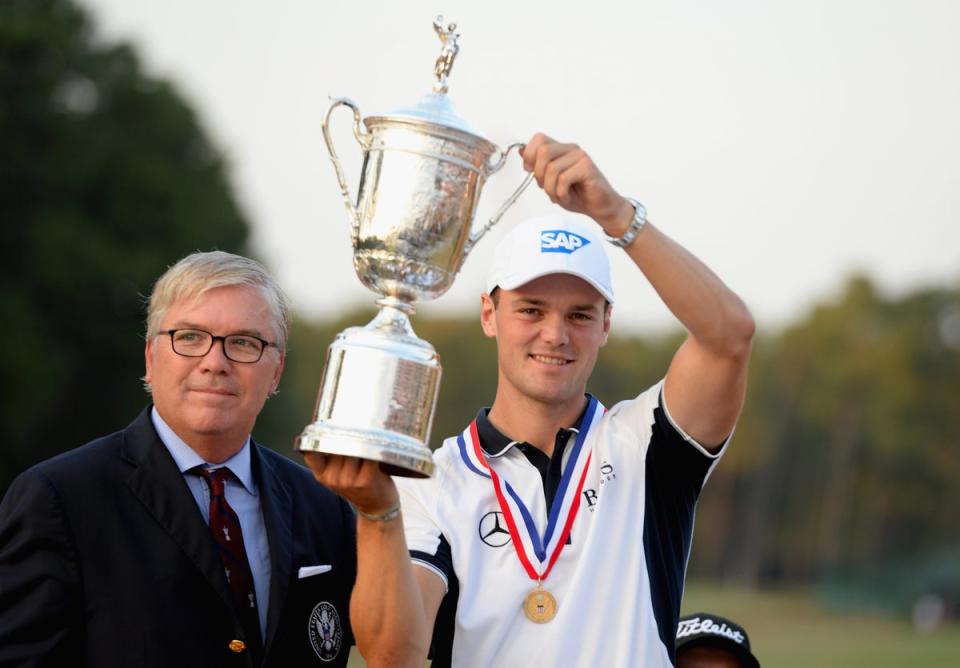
[474,394,593,458]
[150,406,256,494]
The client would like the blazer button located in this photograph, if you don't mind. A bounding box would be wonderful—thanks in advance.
[228,639,247,653]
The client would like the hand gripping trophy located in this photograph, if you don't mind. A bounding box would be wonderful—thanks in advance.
[296,17,531,476]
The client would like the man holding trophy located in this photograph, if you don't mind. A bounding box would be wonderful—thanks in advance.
[306,130,755,666]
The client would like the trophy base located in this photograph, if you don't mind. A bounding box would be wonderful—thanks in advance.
[296,300,440,478]
[297,422,434,478]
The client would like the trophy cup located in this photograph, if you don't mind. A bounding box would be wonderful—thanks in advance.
[296,17,532,477]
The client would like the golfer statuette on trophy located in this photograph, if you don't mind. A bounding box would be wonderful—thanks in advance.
[296,17,531,476]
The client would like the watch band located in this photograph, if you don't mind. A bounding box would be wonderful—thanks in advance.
[603,198,647,248]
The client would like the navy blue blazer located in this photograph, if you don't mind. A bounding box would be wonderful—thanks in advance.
[0,408,357,667]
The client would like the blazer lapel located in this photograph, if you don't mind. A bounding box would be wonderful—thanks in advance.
[253,445,293,652]
[120,408,235,612]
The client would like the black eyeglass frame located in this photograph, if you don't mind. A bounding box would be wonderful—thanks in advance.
[160,328,277,364]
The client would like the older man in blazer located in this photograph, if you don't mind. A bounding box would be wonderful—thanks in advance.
[0,251,355,667]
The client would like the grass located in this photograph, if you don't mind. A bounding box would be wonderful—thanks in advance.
[345,581,960,666]
[681,581,960,668]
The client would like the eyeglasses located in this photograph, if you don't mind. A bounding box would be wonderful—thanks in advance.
[161,329,276,363]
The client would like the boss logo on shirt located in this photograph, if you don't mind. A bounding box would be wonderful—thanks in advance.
[583,461,617,512]
[540,230,591,254]
[478,510,512,547]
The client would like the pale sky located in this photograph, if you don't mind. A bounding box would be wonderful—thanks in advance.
[80,0,960,333]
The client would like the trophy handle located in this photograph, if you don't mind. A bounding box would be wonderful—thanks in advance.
[464,142,534,256]
[321,97,369,243]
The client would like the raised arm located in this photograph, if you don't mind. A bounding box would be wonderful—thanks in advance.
[522,133,755,449]
[304,454,443,667]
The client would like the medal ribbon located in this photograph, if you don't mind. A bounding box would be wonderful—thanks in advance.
[457,396,604,582]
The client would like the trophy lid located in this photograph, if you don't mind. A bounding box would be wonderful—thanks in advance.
[385,91,480,136]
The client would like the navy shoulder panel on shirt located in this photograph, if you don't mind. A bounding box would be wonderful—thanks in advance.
[642,402,717,665]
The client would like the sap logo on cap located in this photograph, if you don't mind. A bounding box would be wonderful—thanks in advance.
[540,230,590,254]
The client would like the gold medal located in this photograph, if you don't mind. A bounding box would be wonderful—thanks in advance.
[523,583,558,623]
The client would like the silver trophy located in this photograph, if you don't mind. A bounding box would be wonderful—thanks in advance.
[296,17,531,477]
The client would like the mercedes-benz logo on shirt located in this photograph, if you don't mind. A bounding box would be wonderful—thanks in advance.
[478,511,512,547]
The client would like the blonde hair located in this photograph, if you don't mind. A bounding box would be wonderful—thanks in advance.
[145,251,290,351]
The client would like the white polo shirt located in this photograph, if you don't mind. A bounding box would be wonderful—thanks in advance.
[395,381,726,667]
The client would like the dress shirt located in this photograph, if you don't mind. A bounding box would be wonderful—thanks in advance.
[151,408,271,640]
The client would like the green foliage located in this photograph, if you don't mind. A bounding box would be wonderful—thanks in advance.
[0,0,249,489]
[691,275,960,600]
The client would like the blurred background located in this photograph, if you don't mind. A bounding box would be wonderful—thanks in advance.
[2,1,957,665]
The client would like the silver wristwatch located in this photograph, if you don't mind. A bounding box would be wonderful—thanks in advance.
[603,198,648,248]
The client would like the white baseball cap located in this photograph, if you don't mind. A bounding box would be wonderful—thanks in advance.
[485,214,614,303]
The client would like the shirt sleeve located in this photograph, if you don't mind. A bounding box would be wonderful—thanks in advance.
[394,472,453,592]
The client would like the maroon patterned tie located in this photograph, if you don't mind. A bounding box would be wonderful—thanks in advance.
[197,467,261,644]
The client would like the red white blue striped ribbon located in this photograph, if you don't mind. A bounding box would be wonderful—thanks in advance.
[457,396,604,581]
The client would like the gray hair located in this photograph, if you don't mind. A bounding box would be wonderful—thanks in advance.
[145,250,291,351]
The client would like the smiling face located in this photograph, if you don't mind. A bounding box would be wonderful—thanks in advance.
[144,284,285,461]
[481,273,611,411]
